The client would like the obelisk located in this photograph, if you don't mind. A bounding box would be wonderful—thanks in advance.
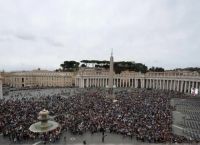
[108,50,114,89]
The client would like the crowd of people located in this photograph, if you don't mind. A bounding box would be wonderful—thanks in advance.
[0,88,198,144]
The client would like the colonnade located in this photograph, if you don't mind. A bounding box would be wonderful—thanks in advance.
[75,76,200,94]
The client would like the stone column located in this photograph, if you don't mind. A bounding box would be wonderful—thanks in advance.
[99,78,101,87]
[163,80,166,90]
[95,78,97,87]
[192,81,194,89]
[173,80,176,91]
[152,79,155,89]
[157,80,159,89]
[149,79,152,88]
[77,78,79,87]
[188,81,191,93]
[198,82,200,93]
[146,79,148,88]
[166,80,169,90]
[179,81,182,92]
[196,81,199,89]
[169,80,172,90]
[159,79,162,89]
[155,80,158,89]
[86,79,89,88]
[142,79,145,88]
[135,79,138,88]
[177,80,180,92]
[184,81,187,93]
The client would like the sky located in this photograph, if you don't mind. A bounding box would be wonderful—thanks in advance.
[0,0,200,71]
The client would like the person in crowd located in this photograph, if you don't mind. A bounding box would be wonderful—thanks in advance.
[0,88,198,143]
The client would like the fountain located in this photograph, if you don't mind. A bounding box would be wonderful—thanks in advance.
[29,109,59,133]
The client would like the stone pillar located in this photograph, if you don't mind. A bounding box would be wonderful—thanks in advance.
[86,79,89,88]
[199,82,200,93]
[159,79,162,89]
[157,80,159,89]
[146,79,148,88]
[184,81,187,93]
[90,78,92,87]
[196,81,199,89]
[81,78,84,88]
[98,78,99,87]
[188,81,191,93]
[155,80,158,89]
[142,79,145,88]
[143,79,145,88]
[192,81,194,89]
[173,80,176,91]
[180,81,183,92]
[93,78,95,87]
[99,78,101,87]
[135,79,138,88]
[170,80,172,90]
[141,79,143,88]
[98,78,100,87]
[152,79,155,89]
[163,80,166,90]
[150,79,152,89]
[177,80,180,92]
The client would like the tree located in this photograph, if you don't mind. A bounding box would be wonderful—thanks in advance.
[60,61,80,72]
[149,67,165,72]
[81,64,86,67]
[114,61,148,74]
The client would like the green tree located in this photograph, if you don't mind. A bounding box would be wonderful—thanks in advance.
[60,61,80,72]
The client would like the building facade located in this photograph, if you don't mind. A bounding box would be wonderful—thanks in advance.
[3,70,75,89]
[75,68,200,94]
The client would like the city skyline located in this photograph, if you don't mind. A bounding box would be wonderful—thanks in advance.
[0,0,200,71]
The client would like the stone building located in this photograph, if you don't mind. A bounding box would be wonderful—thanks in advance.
[3,69,75,89]
[75,54,200,94]
[75,68,200,93]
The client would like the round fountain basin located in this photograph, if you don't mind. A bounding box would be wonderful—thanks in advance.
[29,120,59,133]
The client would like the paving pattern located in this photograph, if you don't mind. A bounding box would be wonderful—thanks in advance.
[172,97,200,140]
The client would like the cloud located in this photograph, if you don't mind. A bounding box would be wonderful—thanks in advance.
[0,0,200,71]
[15,33,36,41]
